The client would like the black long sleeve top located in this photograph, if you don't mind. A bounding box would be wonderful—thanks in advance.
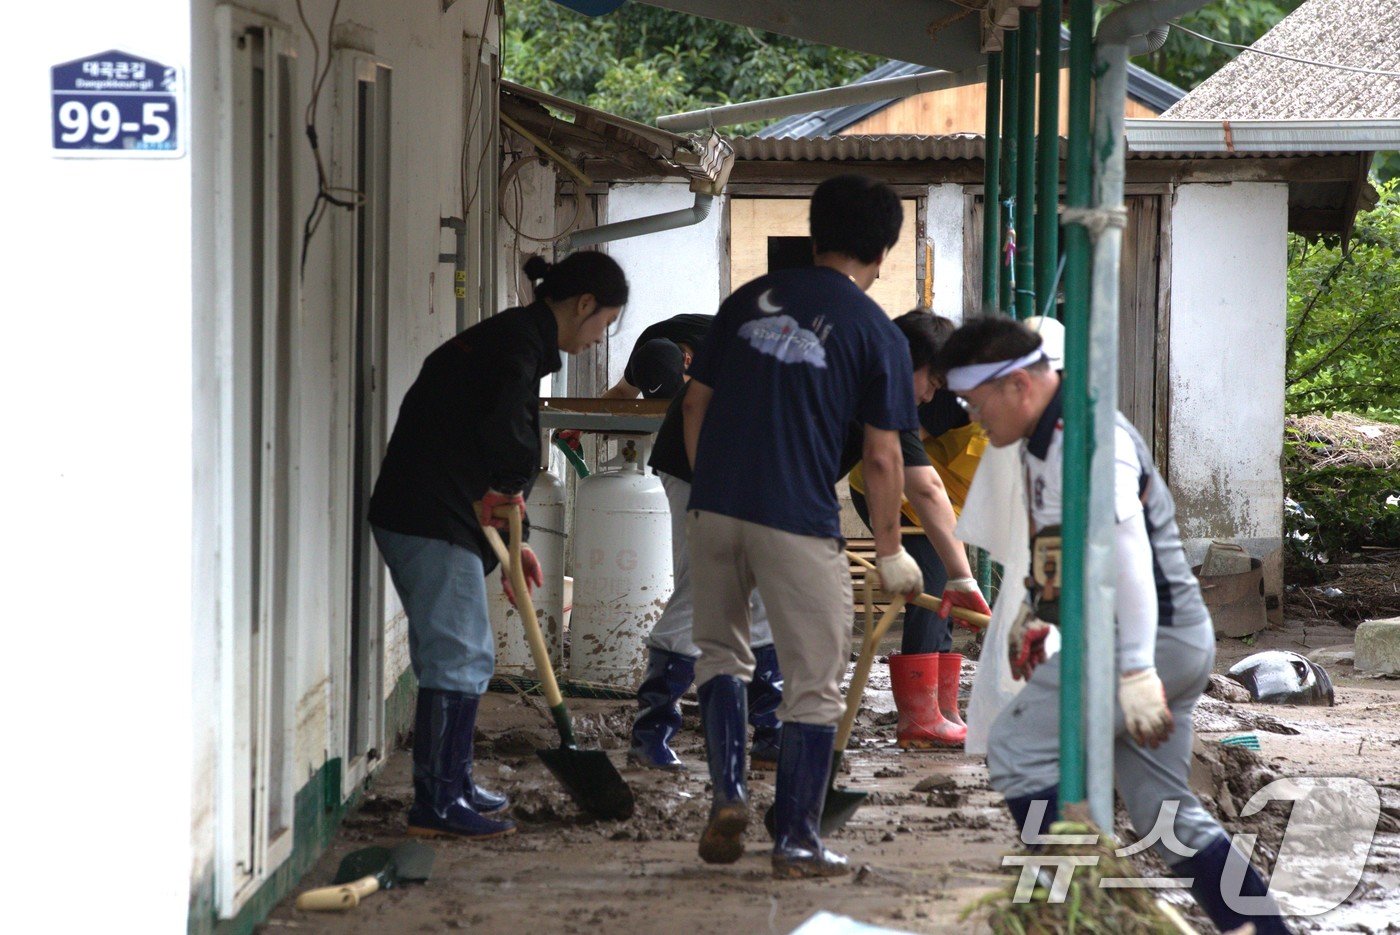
[368,300,561,557]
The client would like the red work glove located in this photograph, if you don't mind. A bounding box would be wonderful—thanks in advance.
[478,489,525,530]
[556,428,583,452]
[940,576,992,628]
[1008,605,1055,681]
[502,546,544,608]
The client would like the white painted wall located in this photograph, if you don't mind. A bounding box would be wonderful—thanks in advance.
[4,1,192,926]
[925,183,966,322]
[185,0,495,923]
[1168,182,1287,598]
[599,182,727,387]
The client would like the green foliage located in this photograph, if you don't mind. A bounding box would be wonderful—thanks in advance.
[1145,1,1304,90]
[502,0,880,126]
[1283,182,1400,564]
[1286,181,1400,422]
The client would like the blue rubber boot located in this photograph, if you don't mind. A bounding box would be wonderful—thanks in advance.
[407,688,516,839]
[747,644,784,770]
[771,722,848,879]
[628,648,695,771]
[1174,835,1293,934]
[697,675,749,864]
[458,694,509,815]
[1005,786,1060,848]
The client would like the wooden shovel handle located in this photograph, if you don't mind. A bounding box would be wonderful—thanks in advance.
[295,875,381,911]
[480,507,566,711]
[845,549,990,629]
[834,591,906,753]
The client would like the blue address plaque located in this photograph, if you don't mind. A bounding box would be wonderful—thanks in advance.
[52,50,184,158]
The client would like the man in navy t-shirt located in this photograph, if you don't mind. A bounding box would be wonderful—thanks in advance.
[681,175,926,880]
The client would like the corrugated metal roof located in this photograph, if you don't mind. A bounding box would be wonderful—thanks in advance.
[758,28,1185,140]
[1164,0,1400,120]
[730,134,990,161]
[727,133,1338,162]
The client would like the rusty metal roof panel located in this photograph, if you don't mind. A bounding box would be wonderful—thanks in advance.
[728,134,991,161]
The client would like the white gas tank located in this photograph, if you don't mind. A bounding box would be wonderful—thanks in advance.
[489,471,566,675]
[568,452,673,687]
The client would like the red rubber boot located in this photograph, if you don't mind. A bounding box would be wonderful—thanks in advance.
[937,653,967,739]
[888,653,965,749]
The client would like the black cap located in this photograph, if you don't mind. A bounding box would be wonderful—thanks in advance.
[629,339,686,398]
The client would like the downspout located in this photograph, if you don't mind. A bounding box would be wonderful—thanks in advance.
[1074,0,1212,831]
[559,191,715,252]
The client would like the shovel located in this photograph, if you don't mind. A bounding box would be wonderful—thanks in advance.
[844,550,990,630]
[764,580,907,838]
[295,840,435,911]
[481,506,635,821]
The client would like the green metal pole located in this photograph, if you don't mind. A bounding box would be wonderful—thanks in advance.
[1058,0,1094,816]
[982,51,1002,313]
[1036,0,1062,318]
[1014,9,1038,320]
[999,28,1018,315]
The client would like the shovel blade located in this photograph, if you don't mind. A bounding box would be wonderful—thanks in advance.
[538,747,635,821]
[761,784,869,839]
[819,786,868,836]
[389,841,435,883]
[330,846,394,886]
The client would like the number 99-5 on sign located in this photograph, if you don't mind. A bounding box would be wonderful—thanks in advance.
[51,50,184,159]
[56,99,173,149]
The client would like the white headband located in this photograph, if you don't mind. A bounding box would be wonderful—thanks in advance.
[945,349,1048,393]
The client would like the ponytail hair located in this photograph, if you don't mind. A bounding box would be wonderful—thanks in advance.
[522,252,629,310]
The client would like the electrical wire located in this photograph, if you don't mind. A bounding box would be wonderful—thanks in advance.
[1169,20,1400,80]
[460,0,499,219]
[497,153,584,245]
[294,0,364,279]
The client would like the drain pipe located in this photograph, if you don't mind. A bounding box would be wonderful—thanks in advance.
[559,191,715,253]
[1074,0,1213,831]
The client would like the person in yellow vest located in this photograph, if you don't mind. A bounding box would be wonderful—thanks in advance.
[847,310,990,749]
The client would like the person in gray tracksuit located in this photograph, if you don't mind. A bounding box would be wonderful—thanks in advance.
[938,317,1290,935]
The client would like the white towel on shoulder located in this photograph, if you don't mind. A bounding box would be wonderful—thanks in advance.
[954,441,1060,755]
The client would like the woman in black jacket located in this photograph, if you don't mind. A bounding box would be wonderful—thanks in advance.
[369,252,628,839]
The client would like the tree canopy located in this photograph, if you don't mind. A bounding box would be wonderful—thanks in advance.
[502,0,880,126]
[503,0,1307,126]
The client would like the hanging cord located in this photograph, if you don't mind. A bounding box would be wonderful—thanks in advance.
[1170,20,1400,80]
[460,0,498,220]
[294,0,364,278]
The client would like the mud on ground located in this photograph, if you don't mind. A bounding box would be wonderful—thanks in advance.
[264,617,1400,934]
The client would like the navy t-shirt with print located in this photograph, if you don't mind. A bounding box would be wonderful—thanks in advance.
[686,267,919,539]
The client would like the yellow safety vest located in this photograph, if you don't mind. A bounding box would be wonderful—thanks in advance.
[848,422,988,526]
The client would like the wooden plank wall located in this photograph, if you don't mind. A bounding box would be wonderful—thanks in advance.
[729,197,922,317]
[843,71,1159,138]
[961,193,1166,451]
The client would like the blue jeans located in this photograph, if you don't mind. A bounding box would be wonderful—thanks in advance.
[372,526,495,694]
[850,489,950,654]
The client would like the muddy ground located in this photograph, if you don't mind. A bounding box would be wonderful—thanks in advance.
[265,609,1400,935]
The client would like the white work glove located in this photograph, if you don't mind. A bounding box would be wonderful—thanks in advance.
[1008,604,1056,681]
[875,547,923,598]
[1119,668,1174,748]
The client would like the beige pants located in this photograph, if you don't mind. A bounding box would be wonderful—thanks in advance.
[689,510,854,726]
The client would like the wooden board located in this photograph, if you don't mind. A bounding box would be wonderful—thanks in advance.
[842,71,1160,138]
[728,197,922,317]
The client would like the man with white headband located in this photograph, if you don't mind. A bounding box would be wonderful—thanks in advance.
[938,317,1290,935]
